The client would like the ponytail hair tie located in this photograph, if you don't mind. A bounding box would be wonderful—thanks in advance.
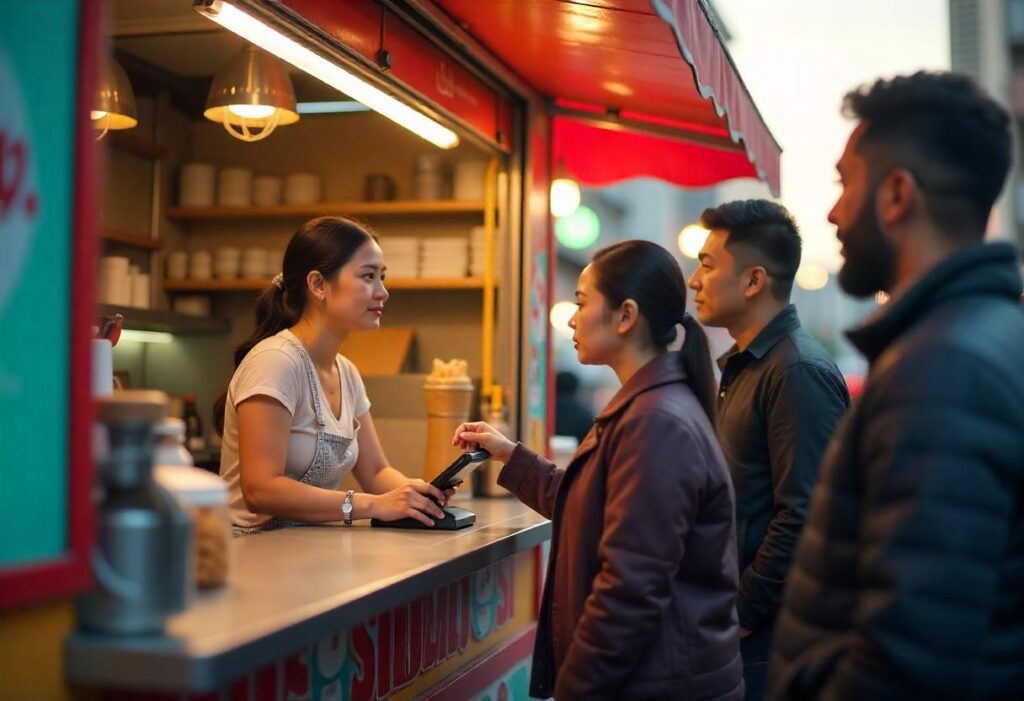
[271,273,285,290]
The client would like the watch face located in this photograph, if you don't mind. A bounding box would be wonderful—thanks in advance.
[342,502,353,514]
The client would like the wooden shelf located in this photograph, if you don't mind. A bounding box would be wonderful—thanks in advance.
[101,228,163,250]
[107,132,167,160]
[97,304,227,334]
[163,277,493,293]
[164,200,485,221]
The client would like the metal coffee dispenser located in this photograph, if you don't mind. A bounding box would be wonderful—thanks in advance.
[78,390,193,635]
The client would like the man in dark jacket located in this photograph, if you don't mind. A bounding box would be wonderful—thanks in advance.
[689,200,850,701]
[768,71,1024,701]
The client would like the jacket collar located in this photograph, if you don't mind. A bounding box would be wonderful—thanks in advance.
[846,241,1022,363]
[717,304,801,371]
[595,352,686,422]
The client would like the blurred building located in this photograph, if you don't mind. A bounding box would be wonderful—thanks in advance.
[952,0,1024,251]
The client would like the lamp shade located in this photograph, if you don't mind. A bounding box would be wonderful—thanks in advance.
[92,58,137,130]
[204,44,298,141]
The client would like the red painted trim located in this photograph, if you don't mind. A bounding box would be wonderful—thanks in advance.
[0,0,99,611]
[421,623,536,701]
[544,127,556,458]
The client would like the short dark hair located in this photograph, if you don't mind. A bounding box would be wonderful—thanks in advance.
[699,199,801,300]
[843,71,1011,238]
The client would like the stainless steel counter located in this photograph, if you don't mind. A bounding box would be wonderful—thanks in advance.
[65,498,550,692]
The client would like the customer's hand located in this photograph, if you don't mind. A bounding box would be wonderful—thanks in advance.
[453,421,516,463]
[370,481,447,527]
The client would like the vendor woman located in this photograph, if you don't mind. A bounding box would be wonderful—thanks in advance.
[218,216,451,535]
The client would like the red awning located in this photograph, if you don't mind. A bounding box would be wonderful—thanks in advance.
[432,0,781,194]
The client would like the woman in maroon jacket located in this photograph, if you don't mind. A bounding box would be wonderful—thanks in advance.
[456,240,743,700]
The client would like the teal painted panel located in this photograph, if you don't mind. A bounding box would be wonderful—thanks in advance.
[0,0,80,566]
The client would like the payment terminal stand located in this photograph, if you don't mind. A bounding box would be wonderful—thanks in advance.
[370,449,490,531]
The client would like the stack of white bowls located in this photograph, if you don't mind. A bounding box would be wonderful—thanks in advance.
[166,251,189,280]
[420,237,468,278]
[378,237,420,279]
[252,176,283,207]
[190,250,213,280]
[214,247,241,279]
[284,173,321,205]
[179,163,216,208]
[99,256,131,305]
[469,226,489,278]
[454,160,487,201]
[241,248,268,279]
[217,168,252,207]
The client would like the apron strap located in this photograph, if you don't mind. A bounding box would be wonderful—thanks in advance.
[282,338,327,428]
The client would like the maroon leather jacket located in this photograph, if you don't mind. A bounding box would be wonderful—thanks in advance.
[500,353,744,700]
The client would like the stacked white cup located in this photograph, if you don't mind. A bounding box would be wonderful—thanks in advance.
[132,273,151,308]
[252,176,283,207]
[218,168,252,207]
[241,248,268,279]
[454,160,487,201]
[413,154,445,201]
[179,163,216,207]
[167,251,189,280]
[190,250,213,280]
[214,247,241,279]
[99,256,131,305]
[284,173,321,205]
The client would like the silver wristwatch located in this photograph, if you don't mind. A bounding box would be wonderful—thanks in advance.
[342,490,355,525]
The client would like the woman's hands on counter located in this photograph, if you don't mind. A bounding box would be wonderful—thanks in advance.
[365,481,451,527]
[453,422,516,463]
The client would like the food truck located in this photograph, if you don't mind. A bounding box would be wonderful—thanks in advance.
[0,1,779,698]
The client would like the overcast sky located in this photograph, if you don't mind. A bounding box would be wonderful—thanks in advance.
[714,0,951,270]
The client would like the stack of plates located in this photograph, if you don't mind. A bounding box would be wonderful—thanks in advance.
[469,226,489,277]
[379,237,420,279]
[421,236,468,278]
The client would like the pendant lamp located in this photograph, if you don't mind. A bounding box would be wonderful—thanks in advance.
[204,44,299,142]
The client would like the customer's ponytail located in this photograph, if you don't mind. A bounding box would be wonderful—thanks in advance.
[679,313,717,428]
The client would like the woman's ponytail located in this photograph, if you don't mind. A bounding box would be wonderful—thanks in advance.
[679,313,717,428]
[232,281,297,368]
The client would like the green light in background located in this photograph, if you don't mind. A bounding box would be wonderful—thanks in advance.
[556,205,600,249]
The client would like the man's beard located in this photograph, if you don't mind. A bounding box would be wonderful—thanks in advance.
[837,191,897,298]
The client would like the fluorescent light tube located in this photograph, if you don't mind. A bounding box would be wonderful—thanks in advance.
[196,1,459,149]
[119,330,174,344]
[297,100,372,115]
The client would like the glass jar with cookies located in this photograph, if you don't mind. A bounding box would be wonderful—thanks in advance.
[154,465,231,590]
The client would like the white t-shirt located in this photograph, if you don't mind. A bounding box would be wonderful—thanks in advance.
[219,329,371,529]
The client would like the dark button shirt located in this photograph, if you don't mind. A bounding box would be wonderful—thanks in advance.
[716,304,850,632]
